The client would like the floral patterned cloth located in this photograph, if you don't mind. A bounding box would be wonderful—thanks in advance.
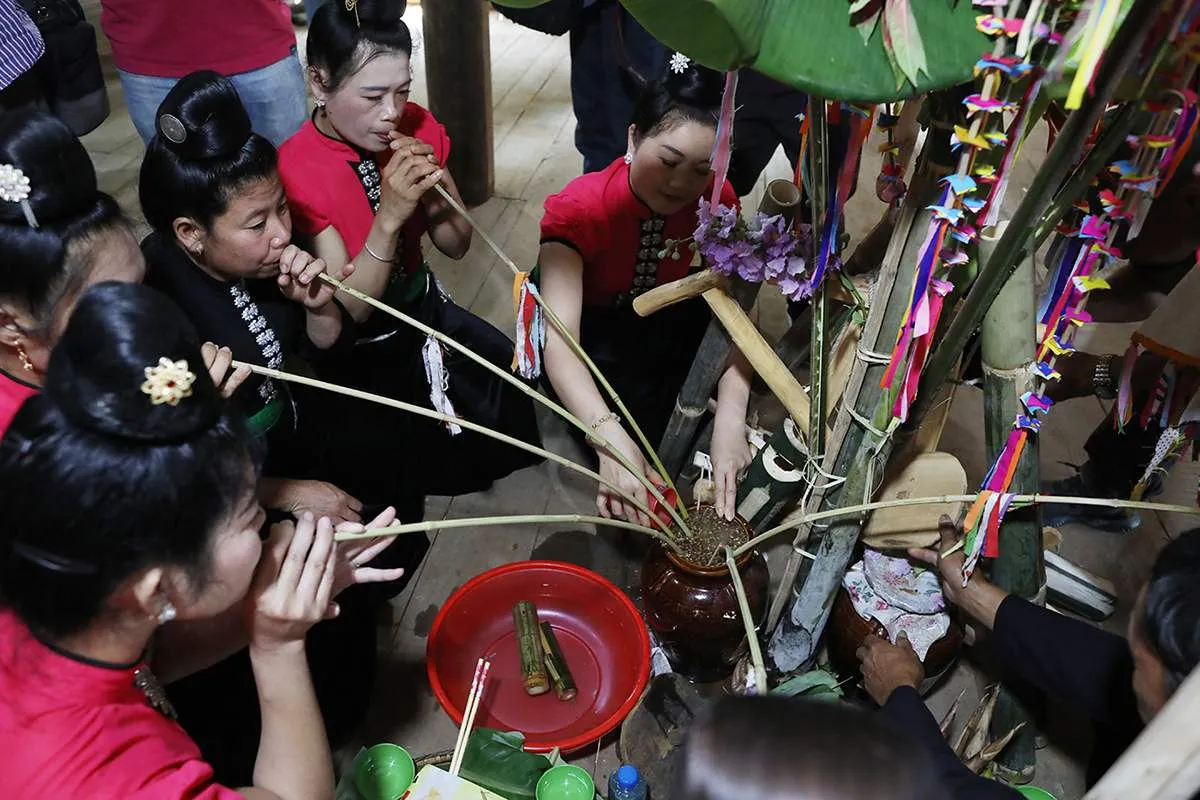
[843,552,950,661]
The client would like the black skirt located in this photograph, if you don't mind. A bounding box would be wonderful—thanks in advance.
[308,278,544,500]
[559,294,712,451]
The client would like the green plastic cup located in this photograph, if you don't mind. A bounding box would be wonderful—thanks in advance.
[535,764,595,800]
[354,743,416,800]
[1015,787,1058,800]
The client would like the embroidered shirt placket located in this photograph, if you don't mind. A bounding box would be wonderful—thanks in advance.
[230,282,284,401]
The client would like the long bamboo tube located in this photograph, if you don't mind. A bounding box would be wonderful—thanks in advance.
[334,513,677,551]
[432,184,679,499]
[315,273,692,537]
[234,360,678,545]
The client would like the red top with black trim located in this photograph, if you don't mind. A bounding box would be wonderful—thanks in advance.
[540,158,739,307]
[278,104,451,278]
[0,370,36,435]
[0,611,242,799]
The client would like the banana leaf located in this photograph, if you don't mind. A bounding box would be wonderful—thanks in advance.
[458,729,556,800]
[524,0,989,101]
[771,668,845,702]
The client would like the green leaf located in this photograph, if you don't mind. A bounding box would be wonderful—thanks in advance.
[618,0,989,102]
[883,0,928,88]
[772,668,844,698]
[458,729,554,800]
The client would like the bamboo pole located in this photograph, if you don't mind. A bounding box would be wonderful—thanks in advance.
[315,272,692,538]
[234,361,678,546]
[430,183,679,501]
[333,512,677,550]
[807,97,831,456]
[725,545,768,695]
[979,222,1040,778]
[904,0,1165,434]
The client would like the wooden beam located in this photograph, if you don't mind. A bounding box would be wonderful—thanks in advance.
[422,0,494,205]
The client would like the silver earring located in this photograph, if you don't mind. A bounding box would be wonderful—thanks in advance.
[316,98,327,109]
[156,602,177,624]
[623,152,633,165]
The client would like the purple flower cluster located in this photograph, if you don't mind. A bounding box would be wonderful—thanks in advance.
[694,200,814,301]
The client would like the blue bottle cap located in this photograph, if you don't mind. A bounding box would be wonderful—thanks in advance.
[616,765,639,789]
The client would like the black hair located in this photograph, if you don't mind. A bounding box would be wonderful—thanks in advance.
[0,110,130,334]
[0,281,262,639]
[1142,528,1200,691]
[673,696,948,800]
[307,0,412,94]
[138,70,278,235]
[628,61,724,142]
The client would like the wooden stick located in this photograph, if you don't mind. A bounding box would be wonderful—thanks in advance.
[314,273,692,538]
[702,286,813,428]
[331,512,678,551]
[631,270,725,316]
[732,493,1200,559]
[431,183,681,504]
[450,658,490,776]
[234,360,680,546]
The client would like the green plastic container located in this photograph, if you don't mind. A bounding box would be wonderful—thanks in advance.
[354,743,416,800]
[535,765,595,800]
[1016,787,1058,800]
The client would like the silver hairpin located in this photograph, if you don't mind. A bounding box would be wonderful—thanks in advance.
[0,164,37,228]
[158,114,187,145]
[669,52,691,75]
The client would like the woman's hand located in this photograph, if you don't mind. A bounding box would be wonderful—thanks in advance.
[261,478,363,526]
[247,513,338,651]
[328,507,407,608]
[710,414,751,521]
[201,342,252,398]
[275,244,353,309]
[594,422,655,527]
[379,141,444,228]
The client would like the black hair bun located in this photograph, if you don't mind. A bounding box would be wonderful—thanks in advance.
[45,282,223,443]
[354,0,407,25]
[154,71,253,161]
[0,110,99,227]
[662,61,724,109]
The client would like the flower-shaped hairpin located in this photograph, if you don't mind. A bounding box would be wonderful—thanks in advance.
[345,0,360,26]
[0,164,38,228]
[669,52,691,75]
[141,357,196,406]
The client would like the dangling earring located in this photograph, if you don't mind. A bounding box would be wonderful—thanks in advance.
[316,98,327,110]
[16,345,33,372]
[156,602,177,624]
[192,244,204,260]
[623,152,634,165]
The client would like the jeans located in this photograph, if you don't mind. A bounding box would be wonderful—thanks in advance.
[119,48,308,147]
[569,1,666,173]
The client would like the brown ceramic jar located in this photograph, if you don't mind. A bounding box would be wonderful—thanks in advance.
[827,587,963,695]
[641,521,770,682]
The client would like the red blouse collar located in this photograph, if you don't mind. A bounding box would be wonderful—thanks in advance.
[304,112,369,163]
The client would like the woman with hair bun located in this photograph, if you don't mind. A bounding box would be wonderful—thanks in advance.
[0,109,145,430]
[139,70,419,785]
[278,0,542,500]
[0,109,249,435]
[539,62,752,526]
[0,280,338,799]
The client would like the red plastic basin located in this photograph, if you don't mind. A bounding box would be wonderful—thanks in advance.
[427,561,650,753]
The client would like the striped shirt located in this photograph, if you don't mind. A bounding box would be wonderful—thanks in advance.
[0,0,44,91]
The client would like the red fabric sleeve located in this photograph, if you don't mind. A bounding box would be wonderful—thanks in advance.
[540,191,599,256]
[281,164,334,238]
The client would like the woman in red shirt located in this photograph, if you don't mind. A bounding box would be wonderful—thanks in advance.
[279,0,541,499]
[0,109,147,433]
[539,64,752,525]
[0,281,337,799]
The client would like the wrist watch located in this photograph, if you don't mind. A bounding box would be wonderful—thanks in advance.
[1092,354,1118,400]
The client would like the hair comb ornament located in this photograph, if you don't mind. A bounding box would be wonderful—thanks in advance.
[0,164,38,228]
[669,52,691,75]
[158,114,187,145]
[141,357,197,406]
[345,0,360,26]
